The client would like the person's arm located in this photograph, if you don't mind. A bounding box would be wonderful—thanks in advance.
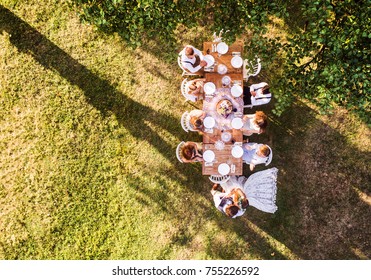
[182,62,202,73]
[249,163,255,171]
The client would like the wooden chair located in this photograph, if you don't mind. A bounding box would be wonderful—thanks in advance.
[243,57,261,82]
[176,141,185,163]
[209,175,230,184]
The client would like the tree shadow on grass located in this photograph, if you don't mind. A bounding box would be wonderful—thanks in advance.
[0,5,195,186]
[240,101,371,259]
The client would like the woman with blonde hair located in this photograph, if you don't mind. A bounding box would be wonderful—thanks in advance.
[242,111,268,136]
[242,143,272,171]
[187,78,206,101]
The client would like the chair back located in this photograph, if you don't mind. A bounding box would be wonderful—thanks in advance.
[265,145,273,166]
[209,175,230,184]
[243,57,261,81]
[178,53,197,77]
[176,141,185,163]
[180,78,197,102]
[181,111,197,132]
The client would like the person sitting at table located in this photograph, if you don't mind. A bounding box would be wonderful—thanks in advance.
[242,111,268,136]
[189,109,206,132]
[211,184,246,218]
[243,82,272,107]
[180,141,203,163]
[211,169,278,217]
[187,78,206,101]
[180,45,207,73]
[242,143,272,171]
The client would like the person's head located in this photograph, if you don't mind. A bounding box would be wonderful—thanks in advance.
[188,82,197,91]
[262,85,270,95]
[257,145,270,158]
[190,116,203,130]
[254,111,268,132]
[181,143,196,160]
[225,205,239,218]
[185,46,195,58]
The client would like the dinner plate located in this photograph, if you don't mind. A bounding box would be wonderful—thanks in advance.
[204,116,216,129]
[231,56,243,68]
[217,64,227,75]
[218,163,230,175]
[204,54,215,67]
[203,82,216,95]
[231,145,244,158]
[231,85,243,97]
[217,42,228,54]
[231,117,243,129]
[203,150,215,162]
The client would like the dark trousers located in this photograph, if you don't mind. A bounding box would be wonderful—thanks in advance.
[243,86,252,105]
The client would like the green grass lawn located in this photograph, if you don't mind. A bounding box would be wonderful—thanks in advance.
[0,0,370,260]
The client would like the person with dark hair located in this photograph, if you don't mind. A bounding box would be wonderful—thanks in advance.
[211,169,278,217]
[243,82,272,106]
[242,111,268,136]
[189,109,206,132]
[180,141,203,163]
[180,45,207,73]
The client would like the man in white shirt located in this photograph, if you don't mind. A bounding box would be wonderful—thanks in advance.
[243,82,272,106]
[180,45,207,73]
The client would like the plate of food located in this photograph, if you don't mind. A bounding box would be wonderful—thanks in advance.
[216,99,233,118]
[231,84,243,97]
[204,82,216,95]
[204,54,215,67]
[231,56,243,68]
[217,42,228,55]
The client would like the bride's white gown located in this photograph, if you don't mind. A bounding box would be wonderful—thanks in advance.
[221,168,278,213]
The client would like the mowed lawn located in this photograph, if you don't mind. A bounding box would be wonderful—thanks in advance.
[0,0,370,260]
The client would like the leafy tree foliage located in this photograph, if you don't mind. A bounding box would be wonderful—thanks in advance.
[277,0,370,120]
[72,0,370,121]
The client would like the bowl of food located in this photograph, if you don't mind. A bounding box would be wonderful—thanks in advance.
[217,64,228,75]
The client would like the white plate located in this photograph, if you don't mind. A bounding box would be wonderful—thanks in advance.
[231,117,243,129]
[217,42,228,54]
[231,146,244,158]
[231,56,243,68]
[221,132,232,142]
[217,64,227,75]
[218,163,230,175]
[231,85,243,97]
[203,150,215,162]
[222,76,231,86]
[203,82,216,95]
[204,54,215,67]
[204,116,215,129]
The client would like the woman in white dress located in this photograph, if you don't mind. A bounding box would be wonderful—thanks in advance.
[242,111,268,136]
[242,143,272,171]
[211,168,278,217]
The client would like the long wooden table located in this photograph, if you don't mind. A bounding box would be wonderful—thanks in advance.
[201,41,244,176]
